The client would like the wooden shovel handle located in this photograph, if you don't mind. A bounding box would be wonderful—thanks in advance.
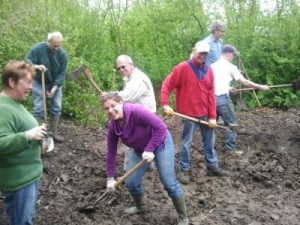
[173,112,228,131]
[92,159,148,207]
[115,158,148,188]
[236,84,292,92]
[41,71,47,121]
[83,67,103,95]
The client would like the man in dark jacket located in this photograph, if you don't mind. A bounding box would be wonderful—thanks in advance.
[26,31,67,143]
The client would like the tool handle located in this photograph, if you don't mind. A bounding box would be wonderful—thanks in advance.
[83,68,103,95]
[236,84,292,92]
[41,71,47,121]
[115,159,147,187]
[174,112,228,131]
[93,159,147,207]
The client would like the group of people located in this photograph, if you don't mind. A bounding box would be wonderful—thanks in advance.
[1,21,298,224]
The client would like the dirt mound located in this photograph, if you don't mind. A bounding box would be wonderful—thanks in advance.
[1,108,300,225]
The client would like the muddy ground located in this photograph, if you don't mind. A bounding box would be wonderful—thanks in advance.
[1,107,300,225]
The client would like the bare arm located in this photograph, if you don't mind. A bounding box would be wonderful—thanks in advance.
[238,76,269,91]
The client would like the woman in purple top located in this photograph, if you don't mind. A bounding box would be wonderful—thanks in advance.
[101,93,189,225]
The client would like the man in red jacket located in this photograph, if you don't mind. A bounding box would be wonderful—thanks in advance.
[160,41,229,184]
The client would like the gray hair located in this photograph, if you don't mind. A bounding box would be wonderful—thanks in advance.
[116,55,133,65]
[47,31,63,42]
[210,21,226,33]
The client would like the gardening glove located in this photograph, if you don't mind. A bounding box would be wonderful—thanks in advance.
[208,119,217,128]
[47,85,58,98]
[163,105,174,116]
[25,125,47,141]
[106,177,117,192]
[142,151,155,162]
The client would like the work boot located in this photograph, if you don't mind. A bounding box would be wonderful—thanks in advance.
[50,116,64,143]
[207,167,230,177]
[180,170,190,184]
[124,194,145,214]
[172,196,189,225]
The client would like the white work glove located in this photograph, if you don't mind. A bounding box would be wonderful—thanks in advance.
[106,177,117,192]
[47,86,58,98]
[163,105,174,116]
[25,125,47,141]
[142,151,155,162]
[208,119,217,128]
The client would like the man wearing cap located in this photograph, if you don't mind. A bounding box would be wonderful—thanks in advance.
[209,44,270,153]
[161,40,229,184]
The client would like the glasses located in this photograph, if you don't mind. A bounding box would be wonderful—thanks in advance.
[117,66,126,71]
[218,29,225,33]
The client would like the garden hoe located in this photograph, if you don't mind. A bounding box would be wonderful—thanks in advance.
[68,64,103,95]
[78,158,147,213]
[41,71,54,153]
[174,112,238,131]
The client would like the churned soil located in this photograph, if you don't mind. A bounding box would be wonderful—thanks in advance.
[1,107,300,225]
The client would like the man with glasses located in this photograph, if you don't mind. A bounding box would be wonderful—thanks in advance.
[191,21,226,66]
[25,31,67,143]
[161,41,229,185]
[114,54,156,113]
[209,44,269,154]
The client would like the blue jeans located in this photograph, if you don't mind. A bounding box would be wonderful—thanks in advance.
[180,117,218,171]
[32,80,62,117]
[1,180,39,225]
[216,95,237,150]
[125,131,184,199]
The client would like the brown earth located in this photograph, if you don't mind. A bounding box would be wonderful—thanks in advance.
[1,107,300,225]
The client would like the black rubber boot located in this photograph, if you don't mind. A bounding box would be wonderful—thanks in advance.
[50,116,64,143]
[124,194,145,214]
[172,196,189,225]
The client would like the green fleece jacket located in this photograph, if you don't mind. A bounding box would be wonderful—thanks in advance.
[25,42,67,87]
[0,95,42,192]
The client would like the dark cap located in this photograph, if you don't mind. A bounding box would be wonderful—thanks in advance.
[222,44,240,56]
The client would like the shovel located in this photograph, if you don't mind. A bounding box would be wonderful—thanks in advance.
[78,158,147,213]
[173,112,237,131]
[41,71,54,153]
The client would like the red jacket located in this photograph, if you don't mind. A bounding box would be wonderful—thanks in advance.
[160,57,216,119]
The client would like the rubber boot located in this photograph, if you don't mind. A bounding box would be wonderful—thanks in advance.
[172,196,189,225]
[50,116,64,143]
[124,194,145,214]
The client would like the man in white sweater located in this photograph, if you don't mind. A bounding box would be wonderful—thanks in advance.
[115,54,156,113]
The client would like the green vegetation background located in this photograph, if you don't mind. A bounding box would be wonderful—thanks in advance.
[1,0,300,126]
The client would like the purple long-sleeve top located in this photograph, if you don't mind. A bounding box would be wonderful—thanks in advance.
[106,103,167,177]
